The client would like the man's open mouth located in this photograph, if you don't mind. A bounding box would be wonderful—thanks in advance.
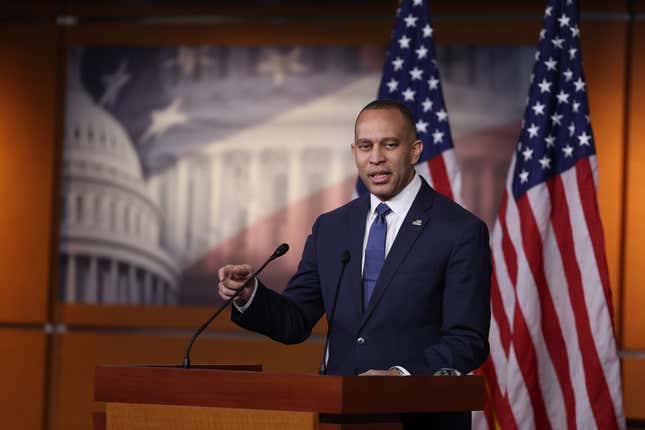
[368,171,392,183]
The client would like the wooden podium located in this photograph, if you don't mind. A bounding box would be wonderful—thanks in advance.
[94,365,485,430]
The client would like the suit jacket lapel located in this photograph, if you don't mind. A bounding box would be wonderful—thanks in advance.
[358,179,436,331]
[346,194,370,318]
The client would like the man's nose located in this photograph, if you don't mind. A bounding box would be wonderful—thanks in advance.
[368,145,385,164]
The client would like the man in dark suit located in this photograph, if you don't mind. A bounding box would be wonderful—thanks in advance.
[218,99,491,429]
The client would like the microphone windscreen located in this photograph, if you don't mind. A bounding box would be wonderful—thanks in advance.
[273,243,289,259]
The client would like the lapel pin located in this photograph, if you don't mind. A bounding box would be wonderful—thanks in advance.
[412,219,422,226]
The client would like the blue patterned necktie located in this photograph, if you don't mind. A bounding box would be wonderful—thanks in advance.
[363,203,391,308]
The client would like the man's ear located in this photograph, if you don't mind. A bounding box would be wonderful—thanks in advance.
[410,139,423,164]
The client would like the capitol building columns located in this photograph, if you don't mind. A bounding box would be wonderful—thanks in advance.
[85,257,98,303]
[208,153,223,246]
[104,260,119,304]
[64,253,77,303]
[143,272,153,304]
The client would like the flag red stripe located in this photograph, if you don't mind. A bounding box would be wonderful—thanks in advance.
[481,358,519,430]
[516,194,576,429]
[511,298,551,429]
[491,261,511,356]
[549,173,619,429]
[499,192,518,285]
[427,155,454,200]
[496,191,550,428]
[576,158,615,320]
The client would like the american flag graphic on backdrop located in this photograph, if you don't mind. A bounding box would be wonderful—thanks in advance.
[357,0,461,201]
[474,0,625,428]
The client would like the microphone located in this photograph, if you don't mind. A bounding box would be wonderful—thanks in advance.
[182,243,289,368]
[319,250,351,375]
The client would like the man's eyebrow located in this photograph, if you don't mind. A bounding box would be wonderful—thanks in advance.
[355,136,400,143]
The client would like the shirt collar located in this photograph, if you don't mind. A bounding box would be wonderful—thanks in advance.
[369,173,421,217]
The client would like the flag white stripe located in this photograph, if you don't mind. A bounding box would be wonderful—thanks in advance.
[488,313,509,396]
[442,149,462,204]
[508,186,567,429]
[414,160,432,188]
[493,154,519,335]
[491,215,516,340]
[561,163,625,428]
[506,346,535,429]
[589,153,599,189]
[529,182,597,430]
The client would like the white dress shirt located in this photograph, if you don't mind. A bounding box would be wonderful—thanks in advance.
[361,174,422,275]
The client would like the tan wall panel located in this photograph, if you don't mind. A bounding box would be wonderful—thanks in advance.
[622,357,645,419]
[0,23,58,323]
[0,328,47,430]
[48,331,323,430]
[582,21,628,329]
[623,21,645,349]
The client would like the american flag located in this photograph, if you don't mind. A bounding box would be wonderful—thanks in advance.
[357,0,461,201]
[476,0,625,429]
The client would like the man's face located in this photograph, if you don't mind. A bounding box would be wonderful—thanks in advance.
[352,108,423,201]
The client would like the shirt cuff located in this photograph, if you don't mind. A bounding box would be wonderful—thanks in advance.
[389,366,411,376]
[233,278,258,313]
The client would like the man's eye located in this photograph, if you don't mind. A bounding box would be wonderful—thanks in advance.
[358,144,371,151]
[385,143,398,149]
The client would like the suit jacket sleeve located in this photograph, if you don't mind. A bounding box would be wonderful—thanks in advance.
[406,218,491,375]
[231,218,325,345]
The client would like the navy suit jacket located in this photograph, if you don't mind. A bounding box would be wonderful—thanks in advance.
[232,178,491,376]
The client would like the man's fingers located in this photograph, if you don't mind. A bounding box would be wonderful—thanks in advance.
[218,265,232,282]
[218,282,241,300]
[230,264,253,281]
[219,280,247,294]
[219,282,239,294]
[358,369,393,376]
[218,264,252,280]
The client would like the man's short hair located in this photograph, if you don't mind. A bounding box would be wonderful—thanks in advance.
[356,99,418,139]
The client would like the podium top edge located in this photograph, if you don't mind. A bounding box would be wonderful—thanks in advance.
[94,366,485,413]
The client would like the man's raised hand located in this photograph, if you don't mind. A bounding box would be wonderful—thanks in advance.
[217,264,254,304]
